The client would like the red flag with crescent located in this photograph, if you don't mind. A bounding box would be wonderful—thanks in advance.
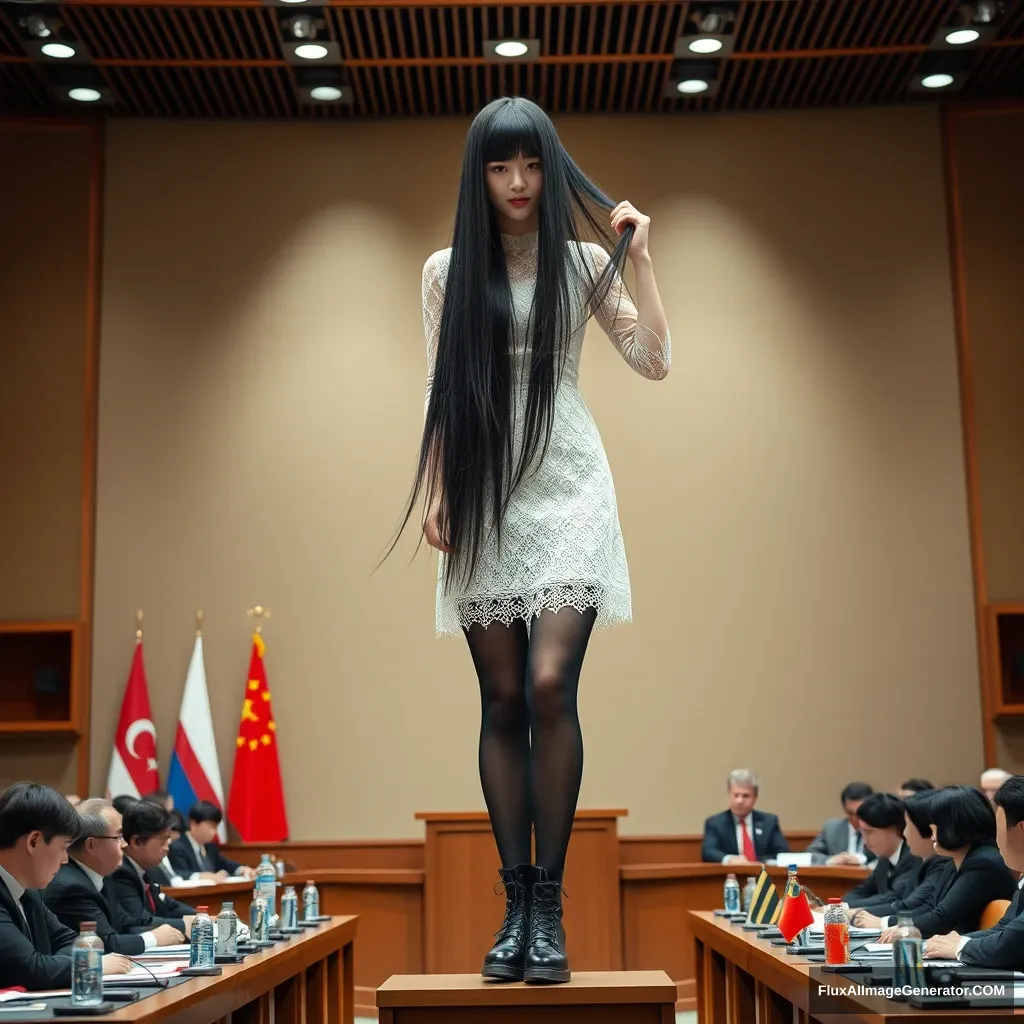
[107,642,160,798]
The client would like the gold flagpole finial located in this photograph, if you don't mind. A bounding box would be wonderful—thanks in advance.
[195,609,204,637]
[135,609,144,641]
[246,605,271,634]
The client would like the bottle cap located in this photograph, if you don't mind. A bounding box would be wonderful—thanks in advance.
[80,921,97,931]
[222,901,233,909]
[828,897,842,903]
[197,905,208,912]
[306,879,315,885]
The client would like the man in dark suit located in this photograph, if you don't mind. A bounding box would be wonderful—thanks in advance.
[806,782,878,866]
[0,781,131,988]
[701,769,789,864]
[111,799,196,934]
[842,793,921,908]
[925,775,1024,966]
[43,798,184,954]
[168,801,254,881]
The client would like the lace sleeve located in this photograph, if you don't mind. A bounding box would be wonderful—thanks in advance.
[421,250,447,417]
[586,243,671,381]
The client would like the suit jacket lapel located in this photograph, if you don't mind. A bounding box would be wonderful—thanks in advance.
[0,879,32,940]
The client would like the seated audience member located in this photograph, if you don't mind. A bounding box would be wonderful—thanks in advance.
[168,801,255,880]
[980,769,1011,804]
[701,770,789,865]
[149,810,187,887]
[867,787,1015,939]
[111,795,135,816]
[925,775,1024,966]
[0,782,131,988]
[144,790,174,812]
[842,793,921,908]
[898,778,934,800]
[112,800,196,936]
[44,799,184,953]
[851,789,947,925]
[807,782,876,865]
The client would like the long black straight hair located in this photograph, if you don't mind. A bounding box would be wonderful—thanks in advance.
[389,96,633,591]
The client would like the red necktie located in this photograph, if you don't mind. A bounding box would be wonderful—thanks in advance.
[741,819,756,861]
[144,883,157,913]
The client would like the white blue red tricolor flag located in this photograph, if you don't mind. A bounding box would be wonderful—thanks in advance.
[167,635,227,841]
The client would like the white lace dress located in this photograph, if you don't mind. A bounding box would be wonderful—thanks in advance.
[421,230,671,636]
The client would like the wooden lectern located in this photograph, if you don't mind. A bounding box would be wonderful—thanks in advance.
[415,809,626,975]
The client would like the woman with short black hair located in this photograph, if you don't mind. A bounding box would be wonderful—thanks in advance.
[876,785,1016,940]
[851,790,948,927]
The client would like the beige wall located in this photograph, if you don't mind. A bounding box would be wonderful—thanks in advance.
[89,105,981,839]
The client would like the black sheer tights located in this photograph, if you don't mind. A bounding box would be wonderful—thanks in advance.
[465,607,597,874]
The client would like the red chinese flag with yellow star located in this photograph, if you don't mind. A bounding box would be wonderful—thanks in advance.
[227,632,289,841]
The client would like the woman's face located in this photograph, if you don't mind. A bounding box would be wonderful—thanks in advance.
[485,152,542,228]
[904,812,933,859]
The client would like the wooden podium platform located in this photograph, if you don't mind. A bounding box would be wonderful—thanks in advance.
[377,971,676,1024]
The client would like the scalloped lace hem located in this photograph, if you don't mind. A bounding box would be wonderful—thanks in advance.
[436,583,631,636]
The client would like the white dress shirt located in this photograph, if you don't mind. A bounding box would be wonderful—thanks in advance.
[159,855,183,885]
[0,863,29,928]
[72,858,157,950]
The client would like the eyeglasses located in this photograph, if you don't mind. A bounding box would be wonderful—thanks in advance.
[92,833,124,842]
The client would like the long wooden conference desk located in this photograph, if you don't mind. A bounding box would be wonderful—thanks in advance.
[691,909,1024,1022]
[9,915,356,1024]
[160,861,867,1014]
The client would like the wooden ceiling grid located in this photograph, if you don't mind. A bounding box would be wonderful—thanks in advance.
[0,0,1021,118]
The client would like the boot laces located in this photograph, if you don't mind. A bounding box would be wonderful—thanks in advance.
[493,876,527,940]
[530,881,566,945]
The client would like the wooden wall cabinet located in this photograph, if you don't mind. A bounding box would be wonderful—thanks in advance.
[986,603,1024,717]
[0,621,83,734]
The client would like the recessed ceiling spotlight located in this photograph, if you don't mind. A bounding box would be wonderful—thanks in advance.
[494,40,528,58]
[41,41,75,58]
[921,72,955,88]
[676,78,710,94]
[945,27,981,44]
[688,37,723,54]
[68,87,101,101]
[310,85,342,101]
[484,38,539,62]
[294,43,328,60]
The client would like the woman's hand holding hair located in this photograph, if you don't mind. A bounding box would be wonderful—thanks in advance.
[610,200,651,262]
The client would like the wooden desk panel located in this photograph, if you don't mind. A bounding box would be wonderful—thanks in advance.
[20,916,357,1024]
[689,910,1024,1022]
[620,863,868,1010]
[169,871,423,1019]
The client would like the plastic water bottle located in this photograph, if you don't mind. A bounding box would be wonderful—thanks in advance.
[249,896,269,941]
[302,879,320,921]
[71,922,104,1006]
[255,854,277,916]
[823,898,850,965]
[742,876,756,912]
[215,901,238,957]
[189,906,215,967]
[280,886,298,929]
[723,873,741,913]
[892,915,924,988]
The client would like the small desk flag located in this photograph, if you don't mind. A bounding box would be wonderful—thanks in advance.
[746,869,783,925]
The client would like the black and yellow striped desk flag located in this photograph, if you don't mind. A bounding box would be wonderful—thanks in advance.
[746,868,782,924]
